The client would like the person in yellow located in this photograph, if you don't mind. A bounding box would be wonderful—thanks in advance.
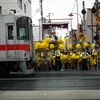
[90,55,96,70]
[90,51,98,70]
[80,49,89,70]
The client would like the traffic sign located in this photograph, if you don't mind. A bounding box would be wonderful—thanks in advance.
[93,14,100,25]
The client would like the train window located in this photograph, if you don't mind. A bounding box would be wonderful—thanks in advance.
[8,26,13,40]
[17,17,30,40]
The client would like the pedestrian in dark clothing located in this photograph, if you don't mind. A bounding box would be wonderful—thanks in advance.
[55,48,61,71]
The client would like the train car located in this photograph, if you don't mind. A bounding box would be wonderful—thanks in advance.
[0,13,34,76]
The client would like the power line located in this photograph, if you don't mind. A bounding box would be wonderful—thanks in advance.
[87,0,94,4]
[32,8,40,18]
[71,0,76,13]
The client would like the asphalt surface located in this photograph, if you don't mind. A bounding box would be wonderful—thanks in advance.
[0,71,100,99]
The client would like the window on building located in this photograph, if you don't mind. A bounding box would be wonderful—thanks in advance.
[24,4,26,13]
[0,6,2,14]
[17,0,22,9]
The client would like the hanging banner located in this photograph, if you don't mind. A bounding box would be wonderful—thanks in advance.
[42,22,68,29]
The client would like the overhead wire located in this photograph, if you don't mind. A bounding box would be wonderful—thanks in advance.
[87,0,94,5]
[80,0,94,7]
[87,0,94,7]
[71,0,76,13]
[32,8,40,18]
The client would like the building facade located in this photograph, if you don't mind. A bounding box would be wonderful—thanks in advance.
[0,0,32,17]
[85,8,96,43]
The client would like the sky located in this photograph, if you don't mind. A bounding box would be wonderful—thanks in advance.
[31,0,96,28]
[31,0,97,40]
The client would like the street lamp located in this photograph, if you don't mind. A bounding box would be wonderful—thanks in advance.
[68,12,83,49]
[68,12,83,38]
[68,12,83,27]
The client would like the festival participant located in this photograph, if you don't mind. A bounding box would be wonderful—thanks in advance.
[55,47,61,71]
[90,51,98,70]
[46,49,52,70]
[43,49,51,71]
[80,49,89,70]
[64,50,68,70]
[33,50,39,71]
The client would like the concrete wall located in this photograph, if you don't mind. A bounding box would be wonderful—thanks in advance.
[0,0,32,17]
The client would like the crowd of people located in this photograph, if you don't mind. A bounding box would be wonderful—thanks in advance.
[33,32,99,71]
[34,42,99,71]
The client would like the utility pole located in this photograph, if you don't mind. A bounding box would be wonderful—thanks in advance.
[39,0,43,39]
[82,1,86,35]
[81,1,86,49]
[76,0,79,33]
[95,0,99,43]
[39,0,43,23]
[47,13,53,23]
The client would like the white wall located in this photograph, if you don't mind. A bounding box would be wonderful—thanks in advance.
[0,0,32,17]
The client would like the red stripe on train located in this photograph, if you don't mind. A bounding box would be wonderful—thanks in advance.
[0,44,30,51]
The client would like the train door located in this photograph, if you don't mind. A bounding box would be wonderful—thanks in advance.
[29,23,33,57]
[6,24,16,58]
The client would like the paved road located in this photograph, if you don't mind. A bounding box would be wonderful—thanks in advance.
[0,71,100,99]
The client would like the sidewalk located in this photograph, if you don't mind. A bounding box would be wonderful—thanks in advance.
[0,90,100,100]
